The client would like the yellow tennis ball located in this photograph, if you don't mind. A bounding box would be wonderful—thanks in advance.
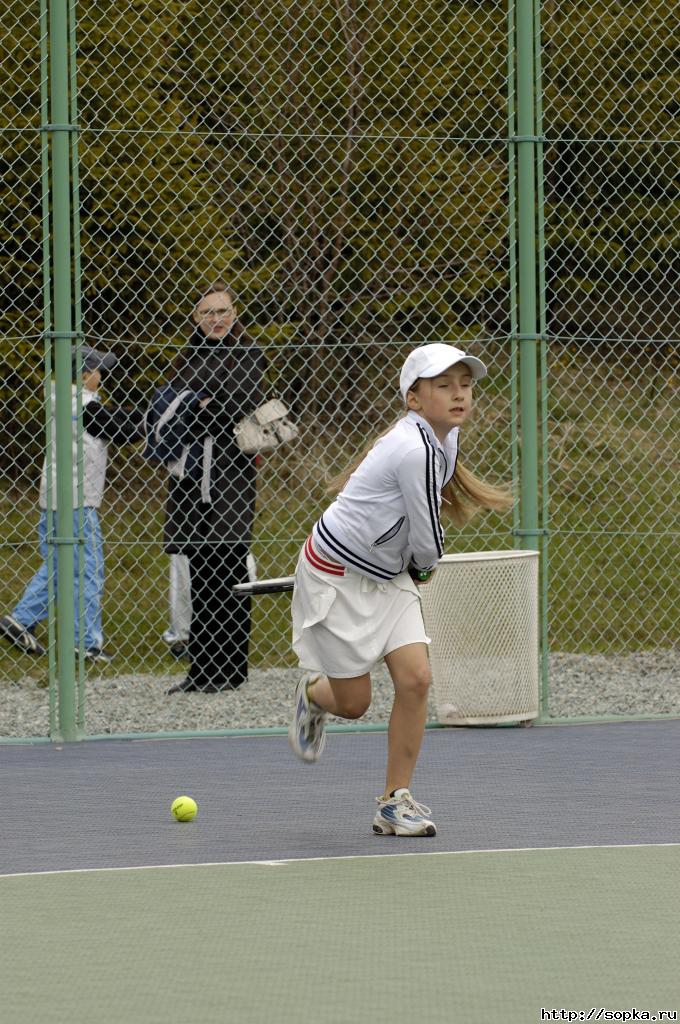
[171,796,198,822]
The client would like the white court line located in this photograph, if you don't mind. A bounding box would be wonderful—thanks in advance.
[1,841,678,880]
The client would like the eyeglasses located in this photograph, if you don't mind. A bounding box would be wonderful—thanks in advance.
[196,307,235,320]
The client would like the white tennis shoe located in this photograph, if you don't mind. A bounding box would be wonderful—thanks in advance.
[288,673,327,763]
[373,789,437,837]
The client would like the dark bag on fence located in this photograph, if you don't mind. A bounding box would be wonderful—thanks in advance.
[143,385,201,478]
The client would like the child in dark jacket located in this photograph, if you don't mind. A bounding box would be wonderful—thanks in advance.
[0,346,143,662]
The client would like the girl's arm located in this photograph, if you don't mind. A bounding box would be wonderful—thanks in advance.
[396,447,445,572]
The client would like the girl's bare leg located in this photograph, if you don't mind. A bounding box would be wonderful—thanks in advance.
[308,673,371,720]
[382,643,431,796]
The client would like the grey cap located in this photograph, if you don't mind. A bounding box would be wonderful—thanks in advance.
[72,345,118,374]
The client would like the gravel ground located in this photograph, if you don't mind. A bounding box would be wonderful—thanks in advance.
[1,649,678,739]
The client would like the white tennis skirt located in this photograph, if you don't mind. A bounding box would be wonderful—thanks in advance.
[291,537,430,678]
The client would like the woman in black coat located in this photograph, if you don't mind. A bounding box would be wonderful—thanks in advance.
[158,283,266,693]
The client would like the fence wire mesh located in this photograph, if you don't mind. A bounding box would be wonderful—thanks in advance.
[540,0,679,716]
[0,0,678,738]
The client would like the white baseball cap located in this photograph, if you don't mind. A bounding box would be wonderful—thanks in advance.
[399,343,487,401]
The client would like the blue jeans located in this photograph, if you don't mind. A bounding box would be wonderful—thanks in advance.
[12,508,104,649]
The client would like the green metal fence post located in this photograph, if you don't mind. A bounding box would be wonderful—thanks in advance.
[40,0,58,734]
[534,0,550,717]
[48,0,78,741]
[69,0,87,730]
[515,0,539,549]
[507,0,520,546]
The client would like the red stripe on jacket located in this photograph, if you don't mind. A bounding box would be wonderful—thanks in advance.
[304,536,345,576]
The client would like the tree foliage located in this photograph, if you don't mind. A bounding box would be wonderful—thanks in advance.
[1,0,678,473]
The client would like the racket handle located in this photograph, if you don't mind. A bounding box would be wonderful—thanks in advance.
[408,567,433,583]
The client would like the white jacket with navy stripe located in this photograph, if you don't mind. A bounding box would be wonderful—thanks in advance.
[313,412,458,582]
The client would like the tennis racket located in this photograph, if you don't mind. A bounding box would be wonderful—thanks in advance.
[233,566,432,595]
[232,575,295,596]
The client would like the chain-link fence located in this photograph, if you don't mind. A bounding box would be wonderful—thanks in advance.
[540,0,679,716]
[1,0,678,740]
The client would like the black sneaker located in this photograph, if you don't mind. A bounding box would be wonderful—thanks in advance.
[75,647,112,665]
[166,679,201,695]
[0,615,46,656]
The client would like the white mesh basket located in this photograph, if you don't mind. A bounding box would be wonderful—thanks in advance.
[419,551,539,726]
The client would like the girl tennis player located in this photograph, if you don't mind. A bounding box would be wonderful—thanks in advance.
[289,343,512,836]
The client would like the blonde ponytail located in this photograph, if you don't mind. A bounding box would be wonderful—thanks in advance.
[441,459,514,527]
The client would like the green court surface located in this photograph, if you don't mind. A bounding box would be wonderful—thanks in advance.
[3,844,678,1024]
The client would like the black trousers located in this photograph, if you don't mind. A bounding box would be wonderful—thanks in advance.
[186,541,251,691]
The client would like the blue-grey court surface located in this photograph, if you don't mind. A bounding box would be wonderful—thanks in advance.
[2,719,679,874]
[2,722,679,1024]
